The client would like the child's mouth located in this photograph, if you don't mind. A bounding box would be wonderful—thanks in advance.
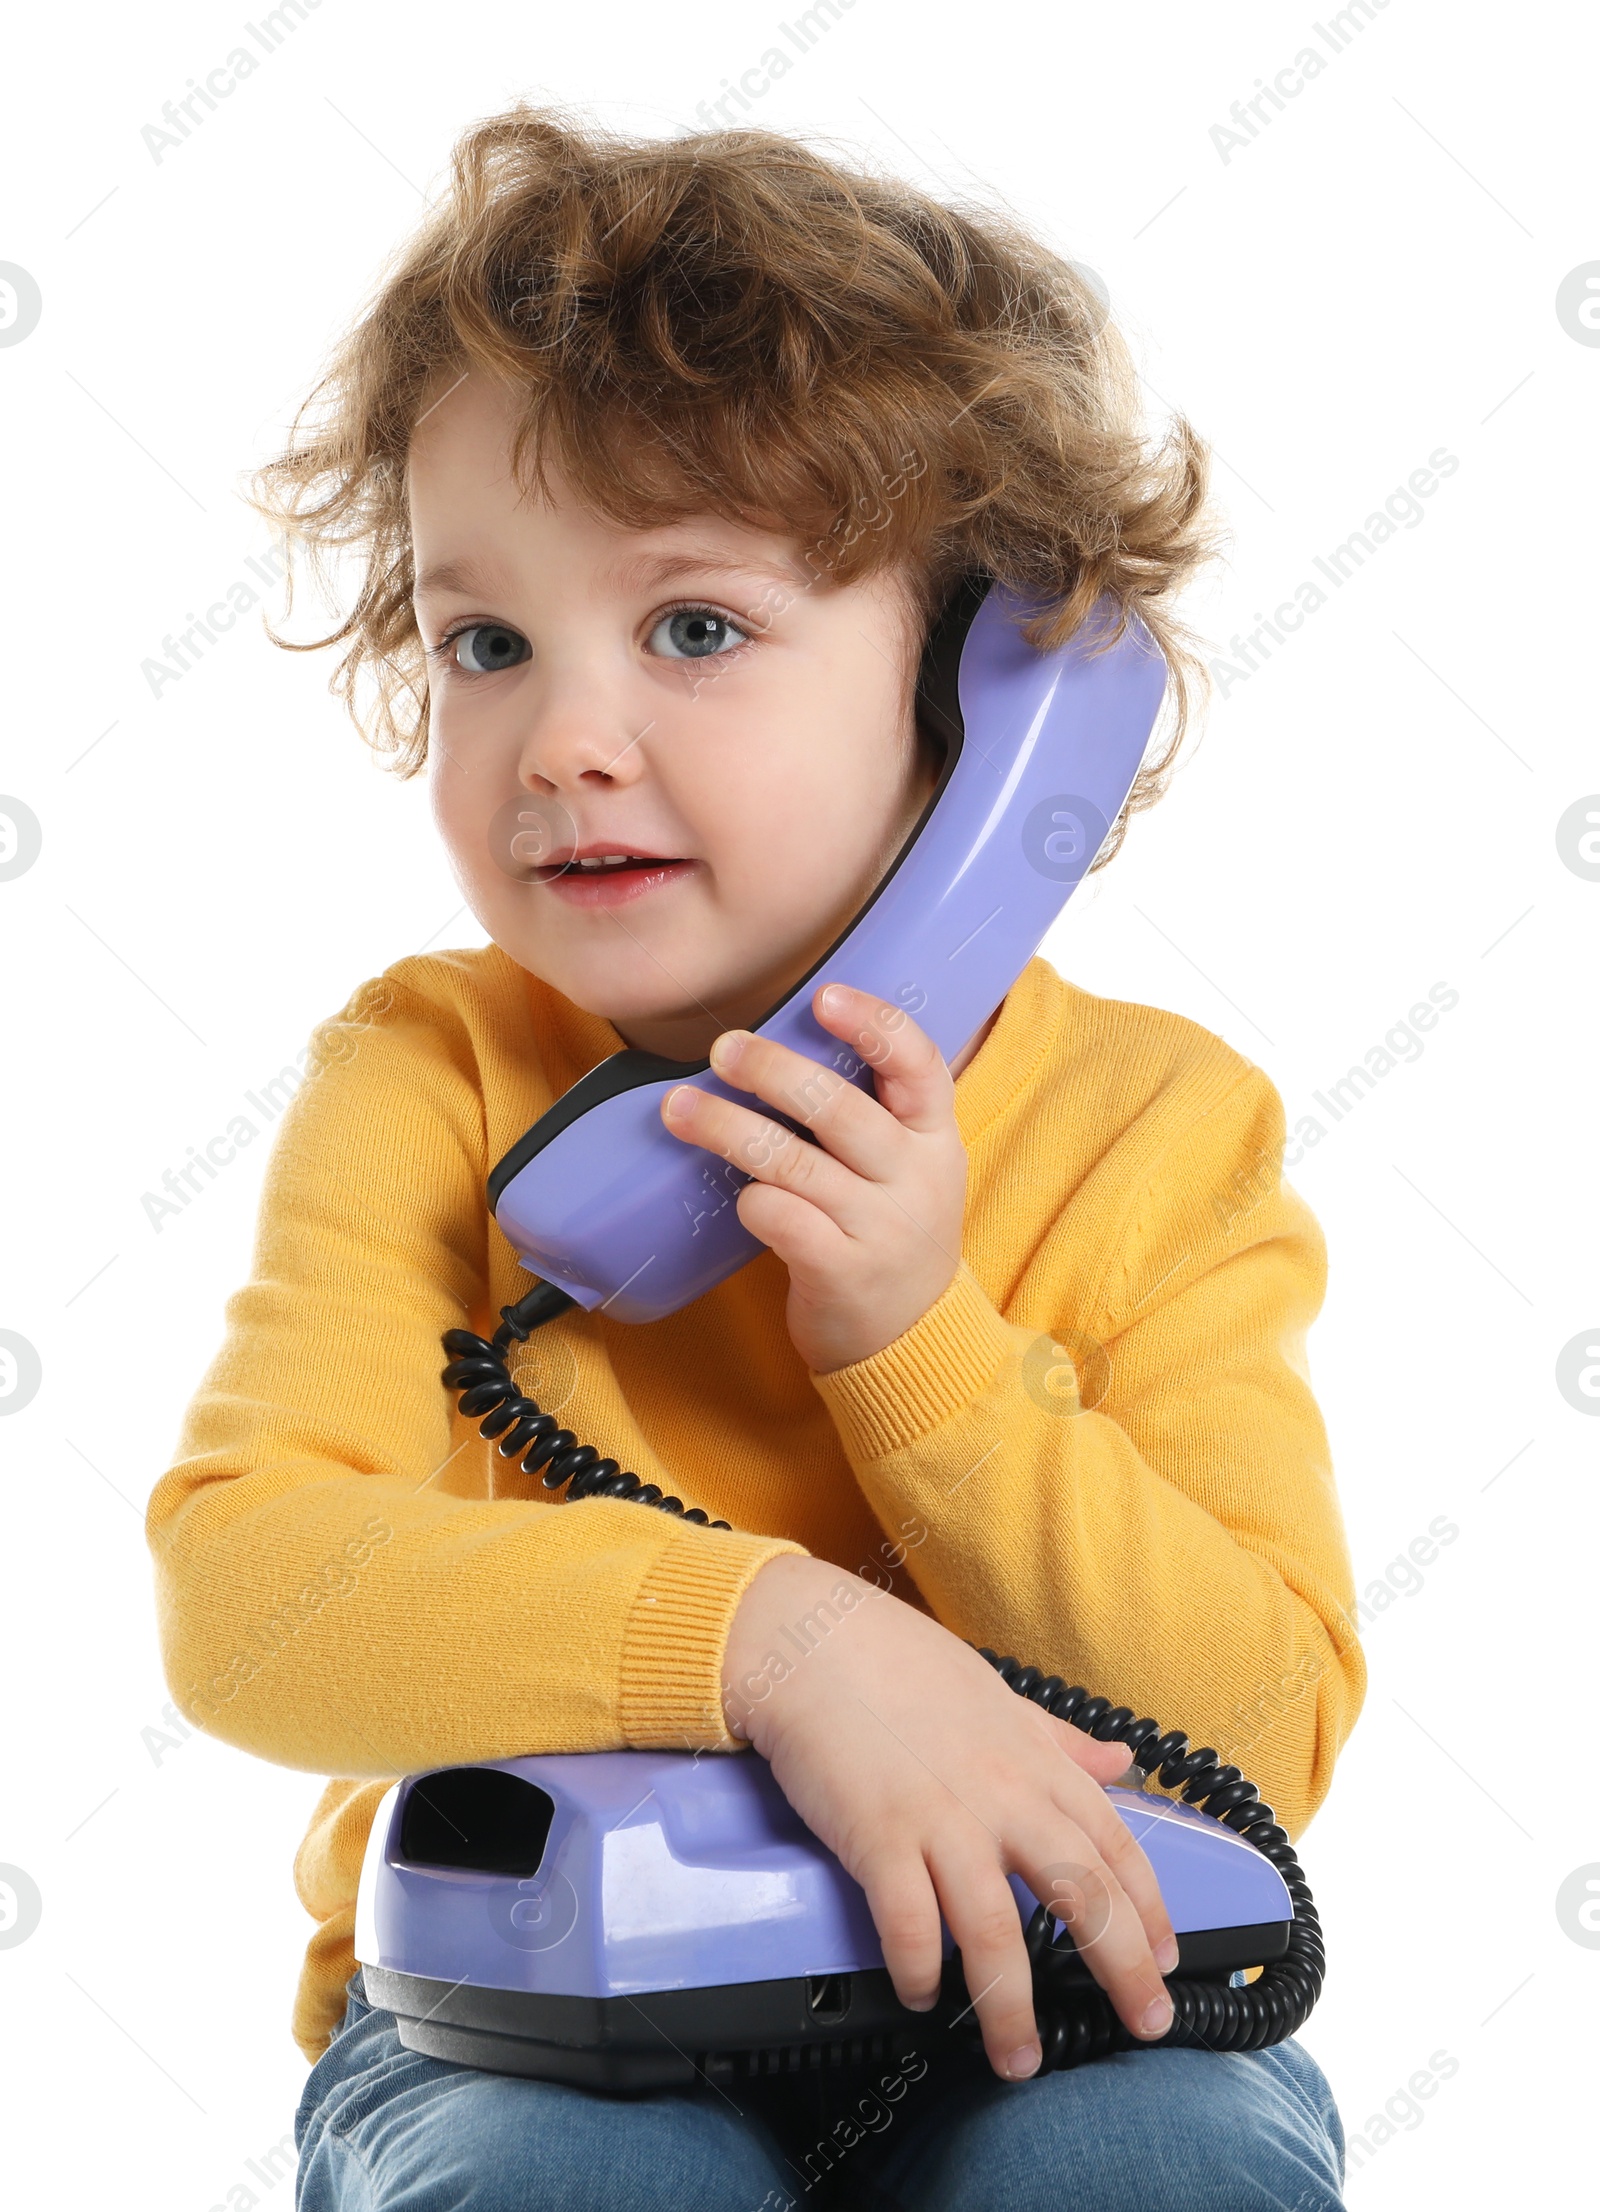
[533,849,697,908]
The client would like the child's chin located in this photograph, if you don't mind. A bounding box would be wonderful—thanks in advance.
[513,945,735,1033]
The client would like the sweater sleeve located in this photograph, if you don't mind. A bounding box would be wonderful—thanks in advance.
[144,973,807,1778]
[812,1063,1365,1840]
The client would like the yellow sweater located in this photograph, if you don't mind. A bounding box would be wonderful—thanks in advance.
[145,947,1365,2064]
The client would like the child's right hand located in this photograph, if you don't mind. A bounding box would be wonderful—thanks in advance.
[720,1554,1180,2082]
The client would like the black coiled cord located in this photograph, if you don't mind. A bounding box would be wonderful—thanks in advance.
[442,1284,733,1530]
[973,1653,1324,2070]
[442,1285,1325,2073]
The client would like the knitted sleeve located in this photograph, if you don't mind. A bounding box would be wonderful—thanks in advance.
[145,971,807,1779]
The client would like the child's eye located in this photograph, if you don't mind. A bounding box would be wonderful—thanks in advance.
[648,604,751,661]
[448,622,530,674]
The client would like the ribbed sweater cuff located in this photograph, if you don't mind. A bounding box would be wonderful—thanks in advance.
[619,1525,809,1750]
[812,1266,1017,1463]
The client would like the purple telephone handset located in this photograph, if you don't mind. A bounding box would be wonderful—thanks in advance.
[489,575,1169,1324]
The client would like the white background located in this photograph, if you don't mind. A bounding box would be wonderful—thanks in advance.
[1,1,1595,2204]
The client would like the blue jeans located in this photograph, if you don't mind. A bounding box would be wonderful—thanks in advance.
[295,1970,1345,2210]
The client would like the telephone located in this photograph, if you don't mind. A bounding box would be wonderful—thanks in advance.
[353,575,1325,2086]
[489,570,1167,1324]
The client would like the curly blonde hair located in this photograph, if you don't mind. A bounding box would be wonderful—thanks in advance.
[253,102,1222,865]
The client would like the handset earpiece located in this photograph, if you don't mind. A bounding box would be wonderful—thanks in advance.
[490,577,1168,1324]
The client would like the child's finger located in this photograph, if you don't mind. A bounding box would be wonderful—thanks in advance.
[850,1846,947,2016]
[706,1027,907,1183]
[659,1084,870,1233]
[1005,1819,1174,2051]
[1050,1726,1136,1788]
[812,983,955,1134]
[1018,1705,1174,1962]
[1045,1774,1179,1977]
[925,1839,1047,2074]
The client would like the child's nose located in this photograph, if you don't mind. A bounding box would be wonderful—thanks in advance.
[516,694,655,791]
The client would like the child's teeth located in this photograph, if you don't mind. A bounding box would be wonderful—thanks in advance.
[565,854,686,870]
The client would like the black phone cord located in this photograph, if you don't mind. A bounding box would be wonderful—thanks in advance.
[441,1285,1325,2073]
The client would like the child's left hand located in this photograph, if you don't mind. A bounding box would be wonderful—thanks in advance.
[661,982,966,1374]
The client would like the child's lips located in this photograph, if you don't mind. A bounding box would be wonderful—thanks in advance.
[534,854,698,908]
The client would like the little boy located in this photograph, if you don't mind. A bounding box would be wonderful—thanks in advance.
[148,104,1364,2211]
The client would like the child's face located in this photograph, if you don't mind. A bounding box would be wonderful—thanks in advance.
[409,376,934,1059]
